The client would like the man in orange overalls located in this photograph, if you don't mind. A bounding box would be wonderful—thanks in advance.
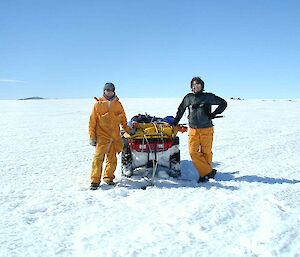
[89,82,132,190]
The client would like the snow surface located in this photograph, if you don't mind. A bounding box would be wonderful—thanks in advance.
[1,98,300,257]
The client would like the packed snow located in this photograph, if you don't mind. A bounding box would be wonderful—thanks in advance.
[1,98,300,257]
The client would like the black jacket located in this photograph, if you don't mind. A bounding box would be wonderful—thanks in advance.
[174,92,227,128]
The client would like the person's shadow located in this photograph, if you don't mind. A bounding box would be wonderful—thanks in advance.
[218,172,300,184]
[182,160,300,185]
[115,160,299,191]
[176,160,237,190]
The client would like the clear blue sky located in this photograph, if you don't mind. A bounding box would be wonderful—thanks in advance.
[1,0,299,99]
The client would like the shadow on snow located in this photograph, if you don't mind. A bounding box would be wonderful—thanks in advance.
[113,160,238,191]
[183,160,300,185]
[110,160,300,191]
[218,172,300,185]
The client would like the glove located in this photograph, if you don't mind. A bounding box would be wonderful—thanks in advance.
[89,138,97,146]
[129,128,136,135]
[209,113,216,119]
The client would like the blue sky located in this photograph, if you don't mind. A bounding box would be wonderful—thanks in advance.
[0,0,299,99]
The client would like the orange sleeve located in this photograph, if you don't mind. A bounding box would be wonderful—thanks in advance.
[89,103,97,139]
[119,102,130,133]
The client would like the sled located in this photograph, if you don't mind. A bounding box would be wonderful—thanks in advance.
[121,114,187,180]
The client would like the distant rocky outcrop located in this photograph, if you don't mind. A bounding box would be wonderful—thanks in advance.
[18,96,45,100]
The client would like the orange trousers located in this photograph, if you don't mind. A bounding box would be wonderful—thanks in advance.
[188,127,214,177]
[90,143,117,184]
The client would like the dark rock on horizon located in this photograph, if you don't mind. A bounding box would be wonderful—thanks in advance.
[18,97,45,100]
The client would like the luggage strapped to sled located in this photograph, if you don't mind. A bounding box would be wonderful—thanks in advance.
[123,114,187,188]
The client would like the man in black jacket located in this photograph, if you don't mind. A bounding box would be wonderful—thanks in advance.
[173,77,227,182]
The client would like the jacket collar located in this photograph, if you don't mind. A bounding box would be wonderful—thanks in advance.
[194,91,204,96]
[99,95,119,102]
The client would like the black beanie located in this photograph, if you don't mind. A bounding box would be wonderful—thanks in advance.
[103,82,115,91]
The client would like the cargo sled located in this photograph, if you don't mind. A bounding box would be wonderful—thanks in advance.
[121,114,187,178]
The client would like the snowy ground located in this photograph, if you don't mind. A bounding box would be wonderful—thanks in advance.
[1,98,300,257]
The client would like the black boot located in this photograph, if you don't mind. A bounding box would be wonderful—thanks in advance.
[90,183,99,190]
[198,176,208,183]
[198,169,217,183]
[207,169,217,179]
